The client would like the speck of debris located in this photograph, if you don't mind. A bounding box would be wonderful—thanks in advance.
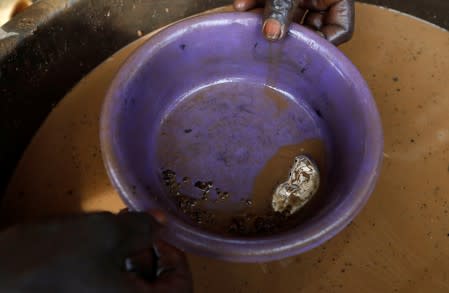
[410,139,415,143]
[184,129,192,133]
[393,76,399,82]
[137,30,143,37]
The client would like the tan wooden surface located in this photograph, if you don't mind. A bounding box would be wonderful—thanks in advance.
[2,3,449,292]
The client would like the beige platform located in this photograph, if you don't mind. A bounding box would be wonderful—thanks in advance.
[2,3,449,292]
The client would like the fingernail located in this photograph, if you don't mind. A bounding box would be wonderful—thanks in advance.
[149,210,167,224]
[233,0,246,11]
[263,18,282,40]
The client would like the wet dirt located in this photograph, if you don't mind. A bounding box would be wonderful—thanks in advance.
[161,138,327,236]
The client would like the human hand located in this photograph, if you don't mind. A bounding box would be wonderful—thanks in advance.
[233,0,354,45]
[0,212,192,293]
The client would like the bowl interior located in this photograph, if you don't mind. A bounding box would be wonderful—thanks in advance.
[102,12,382,261]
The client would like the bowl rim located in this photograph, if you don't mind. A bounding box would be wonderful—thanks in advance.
[100,11,383,262]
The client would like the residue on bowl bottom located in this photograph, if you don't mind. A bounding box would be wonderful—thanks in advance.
[160,140,326,237]
[162,168,292,235]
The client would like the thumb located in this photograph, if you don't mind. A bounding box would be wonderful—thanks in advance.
[263,0,298,40]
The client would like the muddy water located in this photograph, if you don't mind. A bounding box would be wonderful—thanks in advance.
[161,138,327,236]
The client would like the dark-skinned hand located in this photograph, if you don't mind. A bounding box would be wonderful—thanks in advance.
[0,212,192,293]
[234,0,354,45]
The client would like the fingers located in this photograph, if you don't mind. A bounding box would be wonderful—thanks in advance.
[233,0,264,11]
[292,6,307,24]
[234,0,354,44]
[113,211,191,292]
[320,0,354,45]
[262,19,283,40]
[297,0,331,11]
[303,11,325,31]
[263,0,298,40]
[302,0,354,45]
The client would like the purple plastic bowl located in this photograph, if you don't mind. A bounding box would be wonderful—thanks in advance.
[100,12,383,262]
